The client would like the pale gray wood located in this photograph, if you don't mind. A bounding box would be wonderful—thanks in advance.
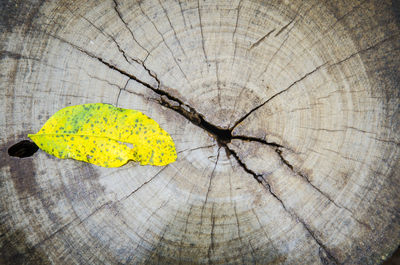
[0,0,399,264]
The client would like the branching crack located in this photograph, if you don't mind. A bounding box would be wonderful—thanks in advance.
[38,17,377,263]
[32,166,167,249]
[224,145,264,184]
[224,144,341,265]
[78,40,355,243]
[46,33,237,146]
[112,0,151,55]
[156,97,232,145]
[112,0,160,88]
[66,5,133,66]
[115,79,130,107]
[138,3,191,85]
[45,31,298,152]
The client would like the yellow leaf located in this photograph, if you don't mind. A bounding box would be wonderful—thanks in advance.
[28,103,177,167]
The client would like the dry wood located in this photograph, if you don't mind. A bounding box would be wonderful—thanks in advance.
[0,0,399,264]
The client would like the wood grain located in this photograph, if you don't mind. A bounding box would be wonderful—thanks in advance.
[0,0,399,264]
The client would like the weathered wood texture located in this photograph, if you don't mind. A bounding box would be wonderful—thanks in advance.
[1,0,399,264]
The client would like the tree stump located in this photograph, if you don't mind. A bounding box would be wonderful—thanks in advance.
[1,0,399,264]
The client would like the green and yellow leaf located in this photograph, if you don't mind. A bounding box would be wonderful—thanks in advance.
[28,103,177,167]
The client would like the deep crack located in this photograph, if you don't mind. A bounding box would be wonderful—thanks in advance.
[40,31,303,149]
[30,31,237,147]
[225,144,289,211]
[12,29,363,264]
[223,145,264,184]
[97,52,234,145]
[232,135,286,149]
[156,96,232,145]
[225,144,341,265]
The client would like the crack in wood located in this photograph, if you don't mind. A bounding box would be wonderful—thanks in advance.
[369,137,400,146]
[22,31,241,149]
[115,79,130,107]
[328,35,397,68]
[251,208,278,253]
[228,72,253,128]
[84,70,127,90]
[178,185,196,264]
[298,217,341,265]
[130,169,182,260]
[31,201,113,249]
[197,0,208,63]
[232,135,286,149]
[40,10,325,158]
[37,33,368,262]
[138,3,192,85]
[112,0,151,56]
[118,165,169,202]
[207,202,216,265]
[256,21,292,78]
[23,166,168,253]
[112,0,161,88]
[177,144,216,154]
[275,17,296,37]
[231,62,328,130]
[249,28,276,50]
[137,197,173,263]
[224,145,343,264]
[256,1,318,80]
[157,0,187,58]
[232,0,242,43]
[200,149,220,230]
[233,201,251,264]
[66,6,135,66]
[156,97,232,145]
[215,61,222,107]
[231,134,371,231]
[177,0,187,28]
[274,149,372,230]
[322,0,369,36]
[224,145,264,183]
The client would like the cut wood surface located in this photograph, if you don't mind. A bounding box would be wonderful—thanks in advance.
[0,0,399,264]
